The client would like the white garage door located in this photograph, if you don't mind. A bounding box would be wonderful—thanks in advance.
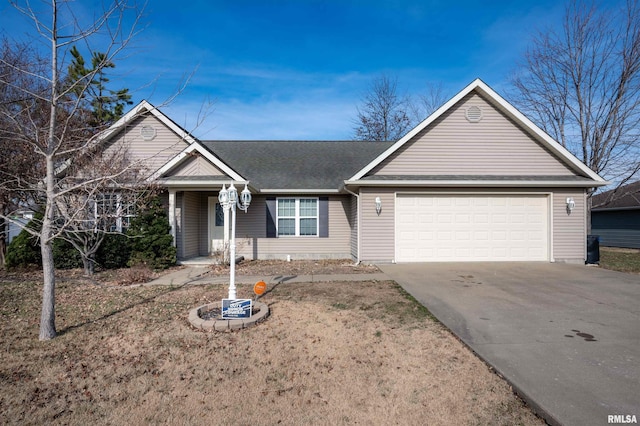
[396,195,549,262]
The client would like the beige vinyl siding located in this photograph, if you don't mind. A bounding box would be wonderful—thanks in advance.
[175,193,184,259]
[166,155,226,177]
[103,114,189,177]
[359,187,587,263]
[349,195,358,260]
[360,188,396,262]
[371,92,578,177]
[552,189,587,262]
[198,193,208,256]
[234,195,352,260]
[181,192,200,259]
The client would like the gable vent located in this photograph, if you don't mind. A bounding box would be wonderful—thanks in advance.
[140,125,157,140]
[465,105,483,123]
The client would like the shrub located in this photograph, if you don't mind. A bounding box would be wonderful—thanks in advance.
[127,199,176,270]
[52,239,83,269]
[6,212,85,270]
[96,233,131,270]
[5,215,42,269]
[6,196,176,272]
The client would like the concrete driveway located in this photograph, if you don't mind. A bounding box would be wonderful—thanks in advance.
[379,262,640,426]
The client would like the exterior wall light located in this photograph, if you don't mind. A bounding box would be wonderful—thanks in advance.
[566,197,576,214]
[375,196,382,215]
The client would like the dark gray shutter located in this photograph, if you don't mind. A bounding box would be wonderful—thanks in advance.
[319,197,329,238]
[266,197,276,238]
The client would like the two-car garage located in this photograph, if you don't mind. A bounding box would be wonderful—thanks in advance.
[395,194,550,262]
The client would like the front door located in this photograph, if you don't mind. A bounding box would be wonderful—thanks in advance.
[208,197,225,254]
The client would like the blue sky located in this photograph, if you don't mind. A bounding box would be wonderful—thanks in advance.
[0,0,608,140]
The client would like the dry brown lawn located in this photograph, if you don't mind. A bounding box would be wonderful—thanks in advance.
[0,268,543,425]
[211,258,381,276]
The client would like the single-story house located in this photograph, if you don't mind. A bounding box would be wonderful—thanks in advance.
[100,78,607,263]
[591,181,640,249]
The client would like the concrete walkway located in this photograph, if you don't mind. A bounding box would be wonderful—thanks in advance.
[379,262,640,426]
[145,266,389,287]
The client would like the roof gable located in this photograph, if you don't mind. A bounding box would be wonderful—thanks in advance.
[162,153,227,178]
[100,101,245,183]
[349,79,607,186]
[151,141,245,182]
[100,100,198,145]
[101,113,191,177]
[369,91,577,177]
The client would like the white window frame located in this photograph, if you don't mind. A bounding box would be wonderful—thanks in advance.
[276,197,319,237]
[94,194,136,233]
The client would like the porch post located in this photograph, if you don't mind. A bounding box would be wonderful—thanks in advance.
[223,200,230,262]
[168,189,176,247]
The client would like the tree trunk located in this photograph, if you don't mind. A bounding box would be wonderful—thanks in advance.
[82,255,95,276]
[39,219,56,340]
[39,0,59,341]
[0,202,6,269]
[0,220,6,269]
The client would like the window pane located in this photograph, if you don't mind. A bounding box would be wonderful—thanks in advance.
[97,194,118,216]
[299,199,317,217]
[278,218,295,236]
[215,203,224,226]
[299,218,317,236]
[278,199,295,217]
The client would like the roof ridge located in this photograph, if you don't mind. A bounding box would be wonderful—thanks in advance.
[203,140,394,143]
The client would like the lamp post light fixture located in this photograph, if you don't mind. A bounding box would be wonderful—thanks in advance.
[218,183,252,299]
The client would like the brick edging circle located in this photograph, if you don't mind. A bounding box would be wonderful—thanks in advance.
[188,301,269,331]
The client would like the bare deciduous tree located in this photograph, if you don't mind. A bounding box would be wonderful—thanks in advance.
[511,0,640,191]
[0,38,48,268]
[408,82,449,125]
[0,0,147,340]
[353,74,412,141]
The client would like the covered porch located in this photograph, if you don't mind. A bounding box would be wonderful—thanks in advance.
[162,178,251,262]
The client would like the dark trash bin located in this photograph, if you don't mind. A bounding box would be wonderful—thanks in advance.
[586,235,600,264]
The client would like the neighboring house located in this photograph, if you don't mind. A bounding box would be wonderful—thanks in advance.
[100,79,607,264]
[6,210,34,244]
[591,181,640,249]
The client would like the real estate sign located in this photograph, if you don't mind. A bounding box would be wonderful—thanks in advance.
[221,299,252,319]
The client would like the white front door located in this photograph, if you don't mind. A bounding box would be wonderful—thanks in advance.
[208,197,225,253]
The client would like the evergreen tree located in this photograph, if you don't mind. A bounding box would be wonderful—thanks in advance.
[127,199,176,270]
[67,46,133,128]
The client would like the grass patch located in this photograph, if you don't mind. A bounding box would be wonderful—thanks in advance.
[0,272,543,425]
[600,247,640,273]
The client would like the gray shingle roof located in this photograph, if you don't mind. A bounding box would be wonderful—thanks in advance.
[592,180,640,209]
[201,141,394,190]
[359,175,595,182]
[157,175,231,182]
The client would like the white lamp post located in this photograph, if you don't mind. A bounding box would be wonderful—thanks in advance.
[218,183,251,299]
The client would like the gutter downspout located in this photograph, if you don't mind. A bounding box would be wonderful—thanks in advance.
[344,187,360,265]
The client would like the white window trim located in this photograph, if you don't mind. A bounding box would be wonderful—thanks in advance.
[95,194,136,233]
[276,197,319,237]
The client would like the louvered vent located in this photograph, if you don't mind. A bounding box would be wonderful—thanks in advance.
[140,125,157,140]
[465,105,483,123]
